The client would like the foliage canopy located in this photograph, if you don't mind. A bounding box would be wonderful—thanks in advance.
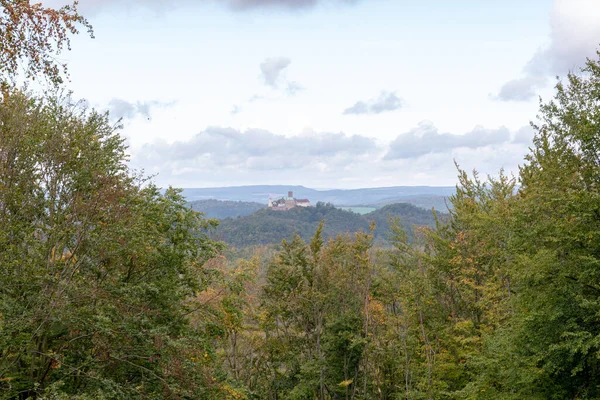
[0,89,224,398]
[0,0,92,84]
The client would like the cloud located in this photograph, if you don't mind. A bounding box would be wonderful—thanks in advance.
[384,121,522,160]
[229,0,360,11]
[108,98,175,120]
[494,76,548,102]
[512,125,535,145]
[260,57,291,88]
[234,58,303,112]
[135,127,379,173]
[230,0,321,10]
[285,81,304,96]
[48,0,360,14]
[343,91,402,115]
[526,0,600,76]
[495,0,600,102]
[129,122,536,188]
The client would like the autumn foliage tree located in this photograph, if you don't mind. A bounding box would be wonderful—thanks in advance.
[0,0,92,84]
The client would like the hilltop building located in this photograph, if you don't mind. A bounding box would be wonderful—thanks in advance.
[268,191,311,210]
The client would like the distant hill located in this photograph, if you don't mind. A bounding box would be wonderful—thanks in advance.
[213,202,443,247]
[370,195,451,212]
[365,203,442,239]
[181,185,454,210]
[188,199,265,219]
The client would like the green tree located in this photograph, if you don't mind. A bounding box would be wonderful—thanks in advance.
[427,170,519,399]
[369,169,518,399]
[501,51,600,399]
[0,89,223,399]
[254,224,375,399]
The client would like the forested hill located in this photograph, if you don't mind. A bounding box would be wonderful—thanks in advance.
[188,199,265,219]
[365,202,443,239]
[213,202,440,247]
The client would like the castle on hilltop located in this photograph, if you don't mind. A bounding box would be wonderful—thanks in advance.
[268,191,311,211]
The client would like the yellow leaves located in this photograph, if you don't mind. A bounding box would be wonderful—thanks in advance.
[452,319,475,336]
[449,255,464,267]
[367,299,387,326]
[50,246,77,263]
[219,383,247,400]
[338,379,353,387]
[188,350,211,363]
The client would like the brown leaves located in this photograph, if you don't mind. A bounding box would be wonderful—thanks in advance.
[0,0,93,84]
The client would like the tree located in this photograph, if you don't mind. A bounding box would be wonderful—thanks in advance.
[254,223,376,400]
[427,50,600,399]
[0,0,92,84]
[502,51,600,398]
[0,89,223,399]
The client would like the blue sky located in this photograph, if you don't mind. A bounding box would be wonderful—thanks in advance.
[45,0,600,188]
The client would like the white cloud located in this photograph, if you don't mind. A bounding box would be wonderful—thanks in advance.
[233,58,304,114]
[527,0,600,76]
[43,0,360,14]
[344,91,402,115]
[229,0,360,11]
[285,81,304,96]
[108,98,175,120]
[135,126,379,172]
[495,0,600,102]
[384,122,517,160]
[494,76,548,102]
[130,123,534,188]
[260,57,291,88]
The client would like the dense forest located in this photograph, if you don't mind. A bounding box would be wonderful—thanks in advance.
[2,2,600,399]
[215,202,440,247]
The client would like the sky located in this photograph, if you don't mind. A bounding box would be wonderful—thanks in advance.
[43,0,600,188]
